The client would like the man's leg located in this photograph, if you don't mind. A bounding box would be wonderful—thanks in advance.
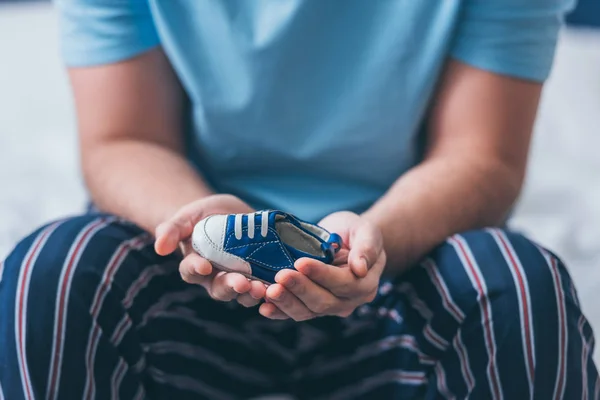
[296,228,598,399]
[0,214,285,400]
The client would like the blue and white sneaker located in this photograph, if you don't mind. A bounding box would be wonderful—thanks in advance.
[191,210,342,283]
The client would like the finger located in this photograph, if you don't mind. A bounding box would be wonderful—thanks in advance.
[259,302,289,320]
[210,271,251,301]
[180,253,213,277]
[265,284,316,321]
[332,248,349,266]
[348,221,383,278]
[275,269,340,315]
[360,251,388,302]
[155,219,194,256]
[248,280,267,300]
[179,255,214,286]
[236,292,261,308]
[295,258,358,297]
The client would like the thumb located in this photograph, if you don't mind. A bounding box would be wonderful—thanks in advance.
[348,221,382,278]
[154,217,195,256]
[154,199,213,255]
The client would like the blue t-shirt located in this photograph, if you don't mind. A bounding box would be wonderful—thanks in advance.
[56,0,573,222]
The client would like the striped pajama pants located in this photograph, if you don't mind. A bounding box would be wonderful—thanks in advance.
[0,214,598,400]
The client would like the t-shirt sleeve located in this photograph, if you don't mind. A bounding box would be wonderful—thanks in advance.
[450,0,576,82]
[54,0,160,67]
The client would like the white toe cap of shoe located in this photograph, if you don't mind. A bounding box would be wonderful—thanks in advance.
[191,214,251,276]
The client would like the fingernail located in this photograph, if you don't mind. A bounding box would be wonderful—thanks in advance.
[360,257,368,271]
[284,278,295,288]
[270,290,282,300]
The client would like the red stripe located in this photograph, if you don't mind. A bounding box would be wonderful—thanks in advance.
[90,246,129,316]
[496,234,535,380]
[454,333,475,390]
[17,228,54,400]
[111,360,128,399]
[84,235,149,399]
[110,317,132,345]
[47,219,106,397]
[123,263,170,307]
[454,237,502,399]
[580,316,589,400]
[133,385,145,400]
[550,257,567,399]
[435,364,452,398]
[424,325,447,350]
[424,259,473,390]
[425,260,464,321]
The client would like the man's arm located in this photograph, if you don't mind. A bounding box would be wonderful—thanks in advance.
[70,48,266,304]
[362,59,542,272]
[69,48,213,233]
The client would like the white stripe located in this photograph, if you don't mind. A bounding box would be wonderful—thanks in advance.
[147,367,235,400]
[138,289,209,329]
[422,259,465,322]
[0,377,5,400]
[579,316,590,400]
[453,329,475,394]
[594,375,600,400]
[145,341,272,385]
[110,359,128,400]
[0,261,5,284]
[110,317,132,346]
[133,385,145,400]
[260,211,269,237]
[234,214,243,240]
[123,263,174,308]
[435,363,455,400]
[569,280,581,307]
[424,257,472,391]
[247,213,255,239]
[397,283,433,320]
[315,369,427,400]
[47,218,114,400]
[145,310,264,353]
[131,356,147,375]
[450,236,503,400]
[299,334,434,379]
[83,234,151,400]
[423,324,449,351]
[15,221,62,400]
[109,263,175,346]
[489,230,535,396]
[152,309,298,364]
[542,252,568,400]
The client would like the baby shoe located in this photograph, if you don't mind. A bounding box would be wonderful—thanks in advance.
[191,210,342,283]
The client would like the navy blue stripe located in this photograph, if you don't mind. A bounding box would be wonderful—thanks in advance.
[434,234,494,399]
[55,218,143,399]
[0,222,50,400]
[505,232,559,399]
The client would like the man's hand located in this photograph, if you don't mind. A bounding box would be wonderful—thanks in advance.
[154,194,267,307]
[260,211,386,321]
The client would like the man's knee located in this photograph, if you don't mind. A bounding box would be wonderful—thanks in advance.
[428,228,568,321]
[0,215,154,312]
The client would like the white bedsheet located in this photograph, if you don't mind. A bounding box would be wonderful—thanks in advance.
[1,3,599,364]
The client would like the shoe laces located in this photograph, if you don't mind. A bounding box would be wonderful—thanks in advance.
[234,211,269,240]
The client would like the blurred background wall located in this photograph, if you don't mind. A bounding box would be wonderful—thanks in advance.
[1,0,599,363]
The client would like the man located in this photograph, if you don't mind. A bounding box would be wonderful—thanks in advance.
[1,0,597,399]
